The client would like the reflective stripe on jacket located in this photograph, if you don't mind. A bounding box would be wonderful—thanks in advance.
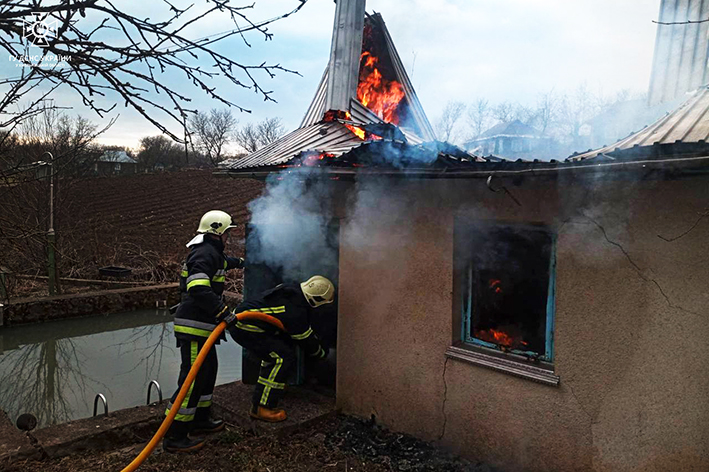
[233,284,327,358]
[174,235,244,343]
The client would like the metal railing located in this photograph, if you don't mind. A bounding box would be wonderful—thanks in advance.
[146,380,163,405]
[93,393,108,417]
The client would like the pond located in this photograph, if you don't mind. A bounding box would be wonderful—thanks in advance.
[0,309,242,429]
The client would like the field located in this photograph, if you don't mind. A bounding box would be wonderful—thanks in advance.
[0,169,264,297]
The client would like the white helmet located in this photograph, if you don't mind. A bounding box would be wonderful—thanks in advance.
[197,210,237,236]
[300,275,335,308]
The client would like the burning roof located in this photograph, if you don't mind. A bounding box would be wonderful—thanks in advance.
[218,5,709,180]
[220,11,458,175]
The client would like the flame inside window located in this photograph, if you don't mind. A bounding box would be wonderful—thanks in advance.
[461,227,554,360]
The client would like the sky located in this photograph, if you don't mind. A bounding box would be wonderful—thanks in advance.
[1,0,662,149]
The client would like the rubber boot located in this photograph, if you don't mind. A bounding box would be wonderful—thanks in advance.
[249,405,287,423]
[163,420,205,453]
[163,435,206,453]
[191,418,225,434]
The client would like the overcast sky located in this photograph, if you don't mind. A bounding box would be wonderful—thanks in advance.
[3,0,662,148]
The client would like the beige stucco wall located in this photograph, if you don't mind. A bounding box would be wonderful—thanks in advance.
[335,173,709,472]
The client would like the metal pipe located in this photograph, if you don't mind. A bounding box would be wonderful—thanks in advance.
[93,393,108,417]
[146,380,162,405]
[45,151,54,233]
[43,152,56,295]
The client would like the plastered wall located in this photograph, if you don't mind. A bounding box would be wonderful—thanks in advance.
[336,173,709,472]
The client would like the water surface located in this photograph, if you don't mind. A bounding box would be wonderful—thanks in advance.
[0,309,242,428]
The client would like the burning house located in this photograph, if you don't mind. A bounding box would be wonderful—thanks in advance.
[217,1,709,471]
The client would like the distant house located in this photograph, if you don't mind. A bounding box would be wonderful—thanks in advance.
[464,120,554,160]
[95,150,138,176]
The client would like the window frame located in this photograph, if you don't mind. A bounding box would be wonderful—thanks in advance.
[448,220,559,386]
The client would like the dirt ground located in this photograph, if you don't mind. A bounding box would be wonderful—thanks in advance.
[1,170,264,298]
[3,415,493,472]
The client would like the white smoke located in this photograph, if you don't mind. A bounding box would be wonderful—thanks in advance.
[247,168,338,283]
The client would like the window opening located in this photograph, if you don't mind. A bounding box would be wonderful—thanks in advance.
[461,225,555,362]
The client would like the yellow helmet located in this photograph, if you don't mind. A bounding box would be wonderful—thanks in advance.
[300,275,335,308]
[197,210,237,235]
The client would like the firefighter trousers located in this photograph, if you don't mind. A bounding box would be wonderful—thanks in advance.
[165,338,218,438]
[229,328,295,409]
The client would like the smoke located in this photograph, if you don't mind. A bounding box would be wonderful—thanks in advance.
[355,140,440,169]
[246,168,337,284]
[342,177,417,264]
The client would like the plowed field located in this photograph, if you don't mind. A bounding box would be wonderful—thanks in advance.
[1,169,264,295]
[67,169,263,259]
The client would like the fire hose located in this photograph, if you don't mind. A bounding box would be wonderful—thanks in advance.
[121,311,285,472]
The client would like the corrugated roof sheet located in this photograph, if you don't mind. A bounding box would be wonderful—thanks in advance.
[648,0,709,106]
[300,68,329,128]
[373,13,435,141]
[223,10,437,173]
[221,121,366,170]
[568,86,709,161]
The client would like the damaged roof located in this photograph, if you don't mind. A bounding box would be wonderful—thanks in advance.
[219,11,439,174]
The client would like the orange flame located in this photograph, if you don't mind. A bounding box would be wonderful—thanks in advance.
[475,328,529,349]
[489,279,502,294]
[344,112,365,140]
[301,152,334,167]
[357,51,405,125]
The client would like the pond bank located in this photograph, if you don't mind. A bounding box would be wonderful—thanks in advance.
[0,284,180,327]
[0,286,245,327]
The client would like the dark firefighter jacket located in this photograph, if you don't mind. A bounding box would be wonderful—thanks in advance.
[233,284,328,359]
[174,235,244,344]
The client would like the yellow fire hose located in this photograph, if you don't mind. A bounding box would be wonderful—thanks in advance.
[121,311,285,472]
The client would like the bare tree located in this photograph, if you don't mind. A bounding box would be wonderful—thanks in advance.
[234,123,259,153]
[557,83,599,143]
[534,90,557,134]
[512,104,535,126]
[138,135,185,171]
[257,117,286,147]
[435,101,466,144]
[188,109,237,165]
[466,98,490,139]
[0,1,308,138]
[0,108,108,294]
[234,117,286,153]
[493,101,515,123]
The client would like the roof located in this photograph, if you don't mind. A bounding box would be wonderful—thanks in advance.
[223,119,366,171]
[472,120,543,141]
[569,86,709,161]
[300,13,435,142]
[648,0,709,106]
[221,11,436,173]
[99,150,137,164]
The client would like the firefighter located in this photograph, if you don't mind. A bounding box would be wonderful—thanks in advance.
[227,275,335,422]
[163,210,244,453]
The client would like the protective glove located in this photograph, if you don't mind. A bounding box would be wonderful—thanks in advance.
[214,304,237,327]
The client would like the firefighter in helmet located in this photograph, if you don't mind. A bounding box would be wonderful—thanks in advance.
[163,210,244,453]
[226,275,335,422]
